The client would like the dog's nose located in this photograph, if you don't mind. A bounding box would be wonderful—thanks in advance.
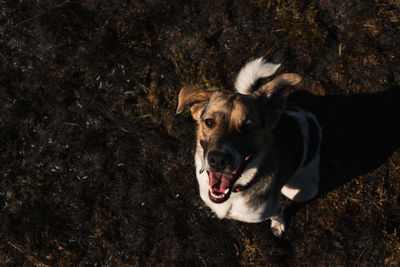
[208,150,232,171]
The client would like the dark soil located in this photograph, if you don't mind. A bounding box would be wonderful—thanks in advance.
[1,0,399,266]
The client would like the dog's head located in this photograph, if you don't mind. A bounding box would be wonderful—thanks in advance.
[176,73,301,203]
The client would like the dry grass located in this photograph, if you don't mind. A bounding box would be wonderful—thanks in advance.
[0,0,399,266]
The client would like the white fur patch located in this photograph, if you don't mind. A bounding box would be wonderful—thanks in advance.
[270,211,286,237]
[234,57,281,95]
[280,109,321,201]
[234,146,267,187]
[194,143,276,222]
[280,186,301,200]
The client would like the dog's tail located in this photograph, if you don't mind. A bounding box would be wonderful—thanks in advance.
[234,57,281,95]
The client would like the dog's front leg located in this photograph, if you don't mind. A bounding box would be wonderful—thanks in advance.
[270,207,285,237]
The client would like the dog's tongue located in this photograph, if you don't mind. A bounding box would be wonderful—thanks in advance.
[208,172,235,193]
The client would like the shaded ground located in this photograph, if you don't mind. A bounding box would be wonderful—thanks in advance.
[1,0,399,266]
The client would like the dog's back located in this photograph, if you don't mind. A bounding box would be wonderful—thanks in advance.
[277,108,321,201]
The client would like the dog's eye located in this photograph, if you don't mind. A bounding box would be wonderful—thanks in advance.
[204,118,215,128]
[242,120,257,132]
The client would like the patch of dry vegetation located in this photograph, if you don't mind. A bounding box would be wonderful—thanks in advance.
[1,0,399,266]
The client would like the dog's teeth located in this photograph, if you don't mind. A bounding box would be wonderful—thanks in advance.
[213,194,222,199]
[209,188,227,199]
[224,188,229,194]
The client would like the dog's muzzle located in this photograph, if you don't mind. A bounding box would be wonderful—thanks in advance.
[207,149,232,172]
[207,154,251,203]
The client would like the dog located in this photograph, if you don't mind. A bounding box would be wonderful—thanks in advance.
[176,58,322,237]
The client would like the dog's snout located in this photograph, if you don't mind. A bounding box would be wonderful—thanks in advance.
[208,150,232,171]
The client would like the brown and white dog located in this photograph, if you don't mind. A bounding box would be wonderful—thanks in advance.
[176,58,321,237]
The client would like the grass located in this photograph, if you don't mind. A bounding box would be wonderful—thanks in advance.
[1,0,399,265]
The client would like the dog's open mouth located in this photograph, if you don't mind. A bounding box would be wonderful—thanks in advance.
[207,155,251,203]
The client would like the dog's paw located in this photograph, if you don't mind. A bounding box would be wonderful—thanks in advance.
[270,218,286,237]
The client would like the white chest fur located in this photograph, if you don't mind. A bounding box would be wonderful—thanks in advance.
[194,146,275,223]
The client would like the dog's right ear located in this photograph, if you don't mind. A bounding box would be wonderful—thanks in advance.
[254,73,302,129]
[176,85,212,121]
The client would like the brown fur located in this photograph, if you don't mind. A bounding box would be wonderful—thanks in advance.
[255,73,301,98]
[176,85,214,120]
[196,92,265,158]
[177,73,302,170]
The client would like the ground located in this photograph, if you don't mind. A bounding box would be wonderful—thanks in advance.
[0,0,399,266]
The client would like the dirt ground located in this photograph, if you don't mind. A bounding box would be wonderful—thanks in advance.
[1,0,399,266]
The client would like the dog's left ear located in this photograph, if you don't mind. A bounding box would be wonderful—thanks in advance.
[254,73,302,128]
[176,85,213,120]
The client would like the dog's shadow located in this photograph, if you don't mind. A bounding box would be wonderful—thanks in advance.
[284,86,400,222]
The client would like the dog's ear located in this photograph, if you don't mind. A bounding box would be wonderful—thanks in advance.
[254,73,301,99]
[176,85,212,120]
[254,73,302,128]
